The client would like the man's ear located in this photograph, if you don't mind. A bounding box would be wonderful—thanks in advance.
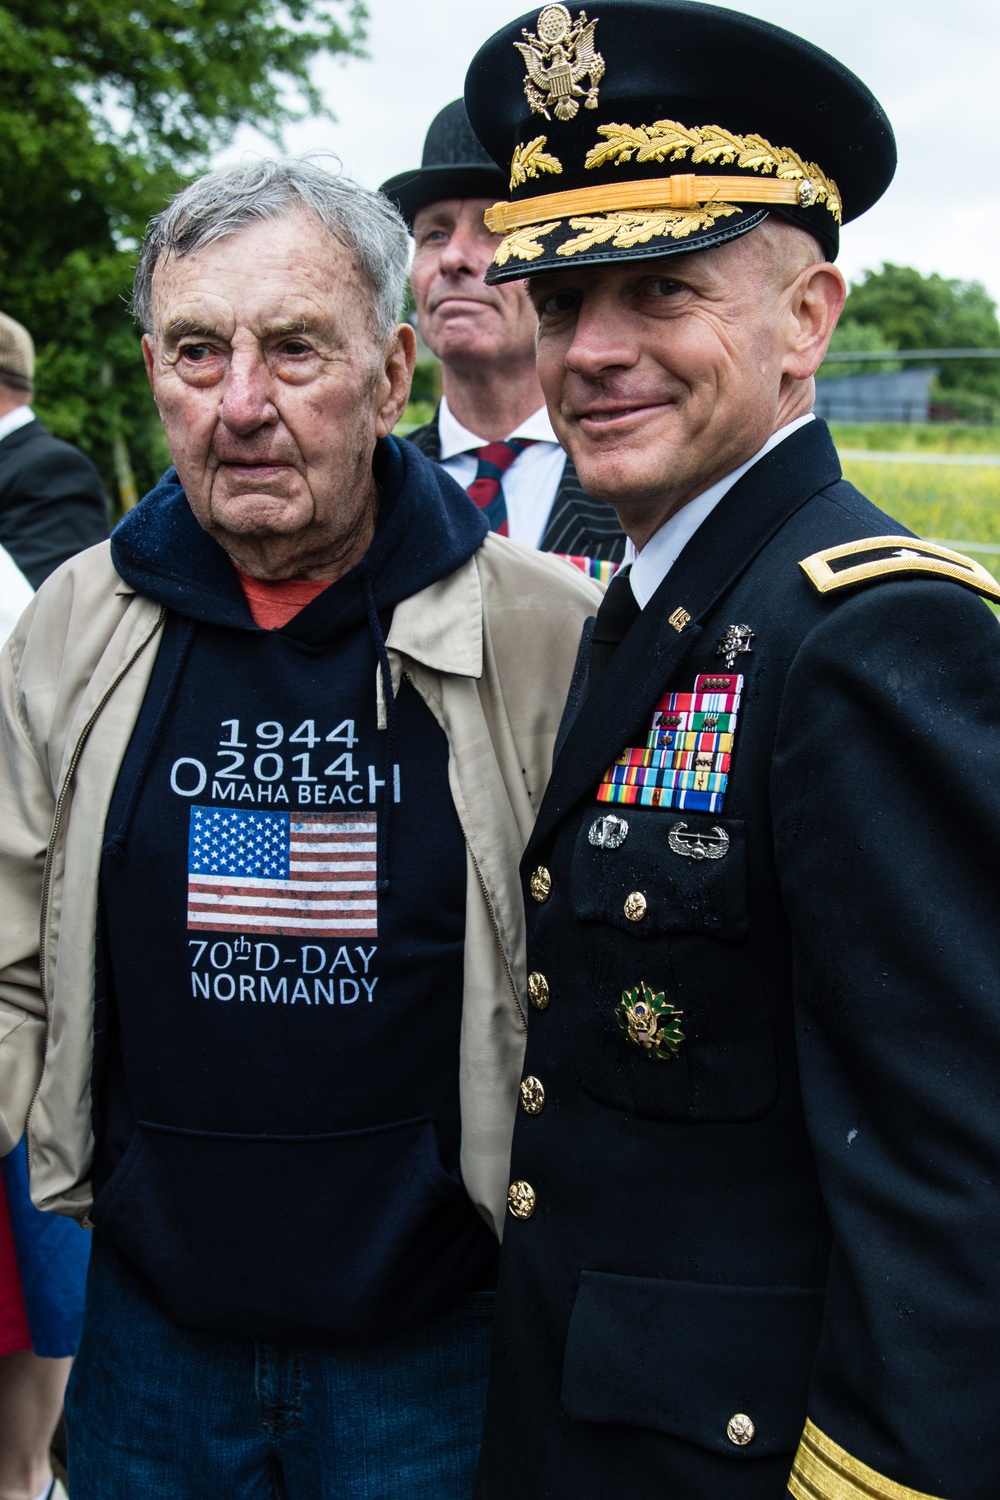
[781,262,847,382]
[141,333,155,388]
[374,322,418,440]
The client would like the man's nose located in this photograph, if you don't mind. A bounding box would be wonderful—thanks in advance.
[564,300,639,380]
[438,225,482,277]
[219,350,279,433]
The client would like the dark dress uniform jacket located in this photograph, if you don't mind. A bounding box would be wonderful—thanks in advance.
[0,418,108,588]
[405,415,626,562]
[477,419,1000,1500]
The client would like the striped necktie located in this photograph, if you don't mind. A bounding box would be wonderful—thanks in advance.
[466,439,534,536]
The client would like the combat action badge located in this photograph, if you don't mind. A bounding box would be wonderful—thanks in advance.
[616,982,685,1061]
[515,5,605,122]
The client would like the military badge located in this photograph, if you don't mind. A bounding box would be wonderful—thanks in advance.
[596,673,744,813]
[515,5,604,122]
[588,813,628,849]
[616,982,685,1060]
[667,822,730,861]
[717,623,754,670]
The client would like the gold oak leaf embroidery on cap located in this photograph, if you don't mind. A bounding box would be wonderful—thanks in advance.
[493,221,561,265]
[510,136,564,190]
[585,120,842,221]
[556,204,741,255]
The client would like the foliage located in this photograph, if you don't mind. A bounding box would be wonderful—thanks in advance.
[818,318,900,379]
[828,421,1000,455]
[0,0,365,511]
[838,452,1000,597]
[833,264,1000,405]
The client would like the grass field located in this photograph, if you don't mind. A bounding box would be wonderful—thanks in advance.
[829,425,1000,587]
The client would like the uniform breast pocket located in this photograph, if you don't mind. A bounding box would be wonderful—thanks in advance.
[566,808,777,1122]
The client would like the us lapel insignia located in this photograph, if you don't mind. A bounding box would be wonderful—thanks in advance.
[616,982,685,1060]
[596,673,743,813]
[717,623,754,670]
[515,5,605,122]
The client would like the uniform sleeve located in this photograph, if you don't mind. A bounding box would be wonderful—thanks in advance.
[0,612,53,1155]
[772,578,1000,1500]
[0,446,109,589]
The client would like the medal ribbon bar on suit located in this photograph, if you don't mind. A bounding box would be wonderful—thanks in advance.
[596,673,743,812]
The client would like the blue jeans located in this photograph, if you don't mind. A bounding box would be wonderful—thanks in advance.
[65,1234,494,1499]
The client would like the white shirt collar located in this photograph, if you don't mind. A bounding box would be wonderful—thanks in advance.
[627,414,816,608]
[437,394,558,460]
[0,405,35,444]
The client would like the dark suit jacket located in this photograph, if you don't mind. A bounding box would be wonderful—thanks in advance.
[404,414,626,562]
[0,419,108,588]
[477,419,1000,1499]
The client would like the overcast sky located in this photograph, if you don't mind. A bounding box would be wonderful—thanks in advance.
[228,0,1000,306]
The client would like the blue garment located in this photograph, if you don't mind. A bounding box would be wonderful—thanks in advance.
[0,1139,89,1357]
[88,436,496,1343]
[66,1234,493,1499]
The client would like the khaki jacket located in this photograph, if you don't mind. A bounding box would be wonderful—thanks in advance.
[0,535,600,1236]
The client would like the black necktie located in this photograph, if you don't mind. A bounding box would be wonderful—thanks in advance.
[588,567,641,691]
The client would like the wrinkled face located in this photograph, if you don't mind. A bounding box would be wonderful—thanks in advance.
[527,230,814,525]
[143,211,410,571]
[410,198,537,370]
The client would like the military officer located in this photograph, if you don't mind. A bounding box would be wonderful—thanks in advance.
[464,3,1000,1498]
[381,99,625,574]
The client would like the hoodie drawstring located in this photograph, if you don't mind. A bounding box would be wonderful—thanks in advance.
[362,571,396,894]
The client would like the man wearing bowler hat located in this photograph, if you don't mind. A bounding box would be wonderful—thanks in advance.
[464,3,1000,1498]
[382,100,624,576]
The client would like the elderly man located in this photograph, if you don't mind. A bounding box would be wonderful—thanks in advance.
[381,99,624,576]
[0,159,600,1497]
[463,4,1000,1499]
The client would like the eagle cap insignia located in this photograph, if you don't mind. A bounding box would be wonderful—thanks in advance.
[515,5,605,123]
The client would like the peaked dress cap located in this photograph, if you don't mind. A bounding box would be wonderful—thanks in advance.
[380,98,509,228]
[464,0,896,281]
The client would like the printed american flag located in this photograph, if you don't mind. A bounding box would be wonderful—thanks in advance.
[186,807,378,937]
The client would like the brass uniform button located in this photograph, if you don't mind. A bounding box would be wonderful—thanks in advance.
[624,890,647,922]
[530,866,553,902]
[527,971,550,1010]
[507,1180,536,1219]
[519,1076,545,1114]
[726,1414,755,1447]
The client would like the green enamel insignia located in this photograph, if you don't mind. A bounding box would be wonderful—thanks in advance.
[616,982,685,1060]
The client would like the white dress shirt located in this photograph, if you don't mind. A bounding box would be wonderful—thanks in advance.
[437,397,568,549]
[626,414,816,608]
[0,404,35,444]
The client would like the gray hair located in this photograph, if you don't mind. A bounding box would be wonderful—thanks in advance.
[131,158,410,342]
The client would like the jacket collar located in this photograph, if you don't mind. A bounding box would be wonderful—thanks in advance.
[526,419,842,855]
[386,550,483,681]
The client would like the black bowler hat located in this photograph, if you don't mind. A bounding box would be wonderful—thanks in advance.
[380,99,509,229]
[464,0,896,282]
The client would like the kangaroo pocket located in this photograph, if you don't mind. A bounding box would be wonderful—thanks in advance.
[561,1271,824,1459]
[89,1116,491,1344]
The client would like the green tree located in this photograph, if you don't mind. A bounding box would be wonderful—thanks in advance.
[835,264,1000,414]
[0,0,365,510]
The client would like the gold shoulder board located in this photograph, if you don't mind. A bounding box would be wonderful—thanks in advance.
[800,536,1000,606]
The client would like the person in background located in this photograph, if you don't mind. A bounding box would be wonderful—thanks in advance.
[0,313,108,588]
[465,3,1000,1498]
[0,157,599,1499]
[381,99,625,580]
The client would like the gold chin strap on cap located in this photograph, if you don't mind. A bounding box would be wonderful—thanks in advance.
[789,1419,946,1500]
[485,171,815,234]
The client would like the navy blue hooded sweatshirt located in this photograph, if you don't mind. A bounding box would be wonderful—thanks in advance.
[91,437,498,1345]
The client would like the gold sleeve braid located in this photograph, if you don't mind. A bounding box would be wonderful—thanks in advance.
[789,1419,946,1500]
